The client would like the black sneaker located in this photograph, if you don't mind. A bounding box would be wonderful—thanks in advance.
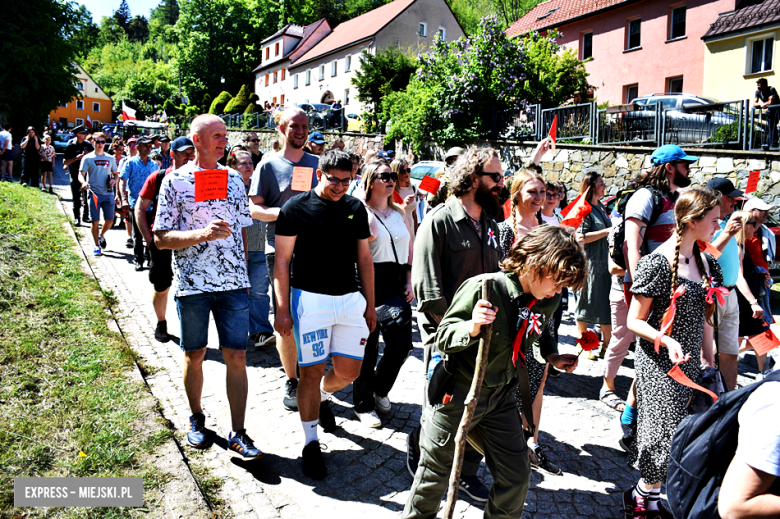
[529,445,561,475]
[319,400,337,433]
[154,321,170,343]
[82,214,91,223]
[98,236,107,249]
[406,428,420,477]
[125,237,133,249]
[302,441,327,480]
[283,378,298,411]
[251,332,276,347]
[134,260,143,272]
[187,412,208,448]
[228,429,263,460]
[74,216,81,226]
[619,421,636,453]
[547,366,561,378]
[459,474,489,502]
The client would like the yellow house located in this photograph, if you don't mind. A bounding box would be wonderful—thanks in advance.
[703,3,780,103]
[48,63,113,130]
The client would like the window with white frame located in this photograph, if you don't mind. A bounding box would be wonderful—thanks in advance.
[419,23,427,37]
[306,70,311,85]
[92,102,100,112]
[319,65,325,80]
[77,100,84,110]
[345,55,351,72]
[627,18,641,50]
[438,27,446,40]
[749,35,774,74]
[294,74,299,89]
[75,118,84,126]
[670,6,686,39]
[331,61,337,77]
[344,88,350,105]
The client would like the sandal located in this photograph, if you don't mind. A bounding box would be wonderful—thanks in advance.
[599,389,626,411]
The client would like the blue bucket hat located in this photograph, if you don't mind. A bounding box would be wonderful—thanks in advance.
[650,144,698,166]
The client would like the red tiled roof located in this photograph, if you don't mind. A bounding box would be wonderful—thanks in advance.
[290,0,417,67]
[506,0,633,38]
[253,20,331,73]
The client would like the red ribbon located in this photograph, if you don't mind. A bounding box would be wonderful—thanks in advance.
[705,286,728,306]
[667,365,719,403]
[511,299,538,366]
[655,285,686,354]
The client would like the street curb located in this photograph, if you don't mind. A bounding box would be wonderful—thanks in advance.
[52,193,214,519]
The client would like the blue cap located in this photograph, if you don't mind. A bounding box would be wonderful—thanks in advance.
[171,136,194,152]
[650,144,698,166]
[308,131,326,144]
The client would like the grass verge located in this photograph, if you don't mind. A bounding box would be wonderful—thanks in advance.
[0,184,166,517]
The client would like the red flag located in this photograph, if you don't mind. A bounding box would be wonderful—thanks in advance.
[502,199,512,220]
[560,186,591,229]
[392,190,404,205]
[549,115,557,151]
[92,192,98,209]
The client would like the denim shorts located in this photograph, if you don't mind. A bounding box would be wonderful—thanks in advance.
[175,288,249,352]
[88,191,116,222]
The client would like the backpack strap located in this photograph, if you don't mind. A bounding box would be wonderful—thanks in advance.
[493,273,536,436]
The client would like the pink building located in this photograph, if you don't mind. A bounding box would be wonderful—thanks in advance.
[506,0,736,105]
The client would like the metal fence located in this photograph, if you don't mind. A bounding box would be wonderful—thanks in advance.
[217,107,350,132]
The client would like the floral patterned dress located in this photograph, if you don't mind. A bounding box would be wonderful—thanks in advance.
[629,252,723,485]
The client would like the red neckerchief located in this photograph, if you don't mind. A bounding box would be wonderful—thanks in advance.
[511,298,538,366]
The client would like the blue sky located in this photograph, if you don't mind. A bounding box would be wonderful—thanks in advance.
[77,0,160,23]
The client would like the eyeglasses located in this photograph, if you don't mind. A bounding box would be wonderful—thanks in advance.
[323,174,352,186]
[248,139,260,143]
[377,172,398,183]
[477,172,502,183]
[95,140,106,144]
[747,221,758,226]
[546,192,560,199]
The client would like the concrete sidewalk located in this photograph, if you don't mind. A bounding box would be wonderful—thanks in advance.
[47,157,768,519]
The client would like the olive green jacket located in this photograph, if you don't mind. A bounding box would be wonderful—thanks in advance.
[412,197,503,316]
[435,271,560,388]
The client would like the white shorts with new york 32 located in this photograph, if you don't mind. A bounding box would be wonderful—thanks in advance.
[291,288,369,366]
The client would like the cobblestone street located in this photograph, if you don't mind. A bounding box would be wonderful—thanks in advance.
[51,159,768,519]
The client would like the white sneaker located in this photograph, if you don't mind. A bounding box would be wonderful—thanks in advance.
[355,410,382,428]
[374,394,391,413]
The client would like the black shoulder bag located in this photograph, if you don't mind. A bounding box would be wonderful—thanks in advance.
[373,211,412,331]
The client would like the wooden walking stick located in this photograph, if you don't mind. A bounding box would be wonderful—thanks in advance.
[443,278,493,519]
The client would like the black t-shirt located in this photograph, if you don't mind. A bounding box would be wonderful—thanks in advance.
[756,86,779,103]
[276,190,370,296]
[64,139,94,179]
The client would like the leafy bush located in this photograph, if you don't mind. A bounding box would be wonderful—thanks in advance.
[162,98,179,115]
[224,84,251,114]
[208,91,232,114]
[243,93,261,114]
[201,93,212,113]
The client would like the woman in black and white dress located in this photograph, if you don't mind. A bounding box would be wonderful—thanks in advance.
[352,159,414,428]
[623,186,723,518]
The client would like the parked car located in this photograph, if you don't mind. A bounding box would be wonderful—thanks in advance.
[410,161,445,220]
[346,114,364,132]
[298,103,331,114]
[624,93,739,145]
[52,133,74,154]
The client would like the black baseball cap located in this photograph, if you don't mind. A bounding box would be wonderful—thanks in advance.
[73,125,88,134]
[159,135,171,143]
[170,136,194,152]
[706,178,744,198]
[136,136,153,144]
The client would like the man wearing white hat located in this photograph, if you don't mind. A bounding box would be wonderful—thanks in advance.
[744,197,776,265]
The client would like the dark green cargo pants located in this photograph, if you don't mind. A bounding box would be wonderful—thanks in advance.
[402,376,530,519]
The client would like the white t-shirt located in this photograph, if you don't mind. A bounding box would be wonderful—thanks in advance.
[540,212,560,227]
[153,162,253,297]
[736,381,780,477]
[369,209,410,264]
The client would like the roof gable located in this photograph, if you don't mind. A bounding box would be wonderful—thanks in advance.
[290,0,417,67]
[261,24,305,45]
[253,19,331,73]
[506,0,633,37]
[704,0,780,39]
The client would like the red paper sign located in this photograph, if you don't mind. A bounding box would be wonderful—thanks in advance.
[747,328,780,356]
[392,190,404,205]
[667,365,719,403]
[418,175,441,195]
[697,240,722,259]
[194,169,228,202]
[745,170,760,194]
[549,115,558,151]
[560,188,592,230]
[291,166,314,192]
[502,198,512,220]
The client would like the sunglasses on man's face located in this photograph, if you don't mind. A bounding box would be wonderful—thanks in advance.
[95,140,106,145]
[377,172,398,183]
[477,172,502,183]
[248,138,260,143]
[324,174,351,187]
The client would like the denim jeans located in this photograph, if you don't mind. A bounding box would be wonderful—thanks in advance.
[175,289,249,351]
[247,250,273,335]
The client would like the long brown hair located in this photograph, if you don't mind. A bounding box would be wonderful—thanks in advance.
[667,186,721,326]
[630,164,672,194]
[500,225,587,290]
[579,171,601,202]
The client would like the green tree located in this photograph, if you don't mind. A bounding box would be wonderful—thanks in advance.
[243,93,261,114]
[352,47,416,120]
[0,0,81,136]
[224,84,251,113]
[97,15,127,47]
[383,80,436,155]
[114,0,132,29]
[127,15,150,43]
[519,30,593,108]
[201,93,212,113]
[209,91,232,114]
[162,98,179,115]
[70,5,100,58]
